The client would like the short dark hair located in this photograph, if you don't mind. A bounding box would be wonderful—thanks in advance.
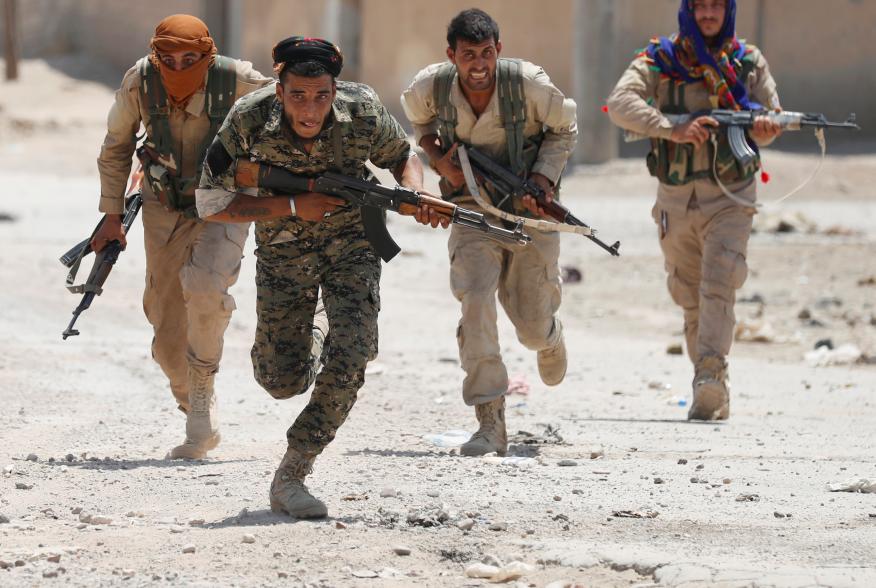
[277,60,334,84]
[446,8,500,50]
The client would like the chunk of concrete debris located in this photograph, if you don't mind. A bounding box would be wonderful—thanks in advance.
[457,518,475,531]
[827,478,876,493]
[242,534,256,544]
[465,561,535,582]
[393,546,412,556]
[351,569,378,578]
[181,544,196,554]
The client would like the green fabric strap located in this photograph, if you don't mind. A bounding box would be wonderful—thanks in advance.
[433,62,458,152]
[496,58,527,175]
[140,56,237,202]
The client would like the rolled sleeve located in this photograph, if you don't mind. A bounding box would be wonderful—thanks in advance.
[97,64,142,214]
[607,56,674,140]
[401,64,442,143]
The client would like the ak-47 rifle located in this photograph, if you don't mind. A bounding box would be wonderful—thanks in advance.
[233,160,531,261]
[623,110,860,167]
[621,109,860,207]
[60,165,144,340]
[456,145,621,257]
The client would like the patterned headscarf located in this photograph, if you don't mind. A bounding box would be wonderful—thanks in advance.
[645,0,759,111]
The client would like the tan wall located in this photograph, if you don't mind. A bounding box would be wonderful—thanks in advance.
[5,0,875,143]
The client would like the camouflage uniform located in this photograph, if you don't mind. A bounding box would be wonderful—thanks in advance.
[196,83,411,456]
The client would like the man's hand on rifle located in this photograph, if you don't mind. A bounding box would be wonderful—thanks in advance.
[413,197,452,229]
[90,214,127,252]
[521,173,555,218]
[749,112,783,143]
[671,116,719,148]
[293,193,347,222]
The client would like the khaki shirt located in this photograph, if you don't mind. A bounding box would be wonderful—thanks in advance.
[97,56,273,214]
[196,82,412,247]
[607,45,780,216]
[401,60,577,185]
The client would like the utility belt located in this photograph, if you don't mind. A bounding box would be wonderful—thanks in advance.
[136,141,199,218]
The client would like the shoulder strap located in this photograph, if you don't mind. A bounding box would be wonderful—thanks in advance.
[139,59,175,158]
[433,62,458,151]
[496,58,527,175]
[195,55,239,179]
[205,56,237,127]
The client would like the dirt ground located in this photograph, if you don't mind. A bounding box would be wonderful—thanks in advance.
[1,57,875,587]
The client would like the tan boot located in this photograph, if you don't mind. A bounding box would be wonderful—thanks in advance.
[688,356,730,421]
[537,331,567,386]
[269,447,327,519]
[168,370,220,459]
[460,397,508,457]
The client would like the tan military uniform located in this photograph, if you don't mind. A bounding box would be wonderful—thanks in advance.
[97,56,272,408]
[607,46,780,365]
[402,60,577,405]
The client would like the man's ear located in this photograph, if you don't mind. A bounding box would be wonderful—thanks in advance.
[275,80,283,101]
[446,46,456,65]
[495,40,502,56]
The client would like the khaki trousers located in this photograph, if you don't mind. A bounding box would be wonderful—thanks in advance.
[448,222,562,406]
[142,199,248,408]
[652,198,753,365]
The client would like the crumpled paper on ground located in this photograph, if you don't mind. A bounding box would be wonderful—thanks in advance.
[827,478,876,493]
[422,430,471,447]
[805,343,863,366]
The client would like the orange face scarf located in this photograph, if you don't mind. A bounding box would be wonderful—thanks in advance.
[149,14,217,107]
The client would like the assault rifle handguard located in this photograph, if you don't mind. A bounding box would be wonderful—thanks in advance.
[233,159,531,262]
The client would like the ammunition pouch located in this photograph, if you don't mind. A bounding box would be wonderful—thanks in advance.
[647,128,758,186]
[137,148,198,218]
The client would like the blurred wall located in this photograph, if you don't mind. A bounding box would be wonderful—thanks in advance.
[3,0,874,145]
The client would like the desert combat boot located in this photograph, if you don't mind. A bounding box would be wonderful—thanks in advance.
[269,447,327,519]
[688,355,730,421]
[460,396,508,457]
[537,325,567,386]
[168,370,221,459]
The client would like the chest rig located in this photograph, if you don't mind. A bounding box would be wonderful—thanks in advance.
[648,56,759,186]
[139,56,236,216]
